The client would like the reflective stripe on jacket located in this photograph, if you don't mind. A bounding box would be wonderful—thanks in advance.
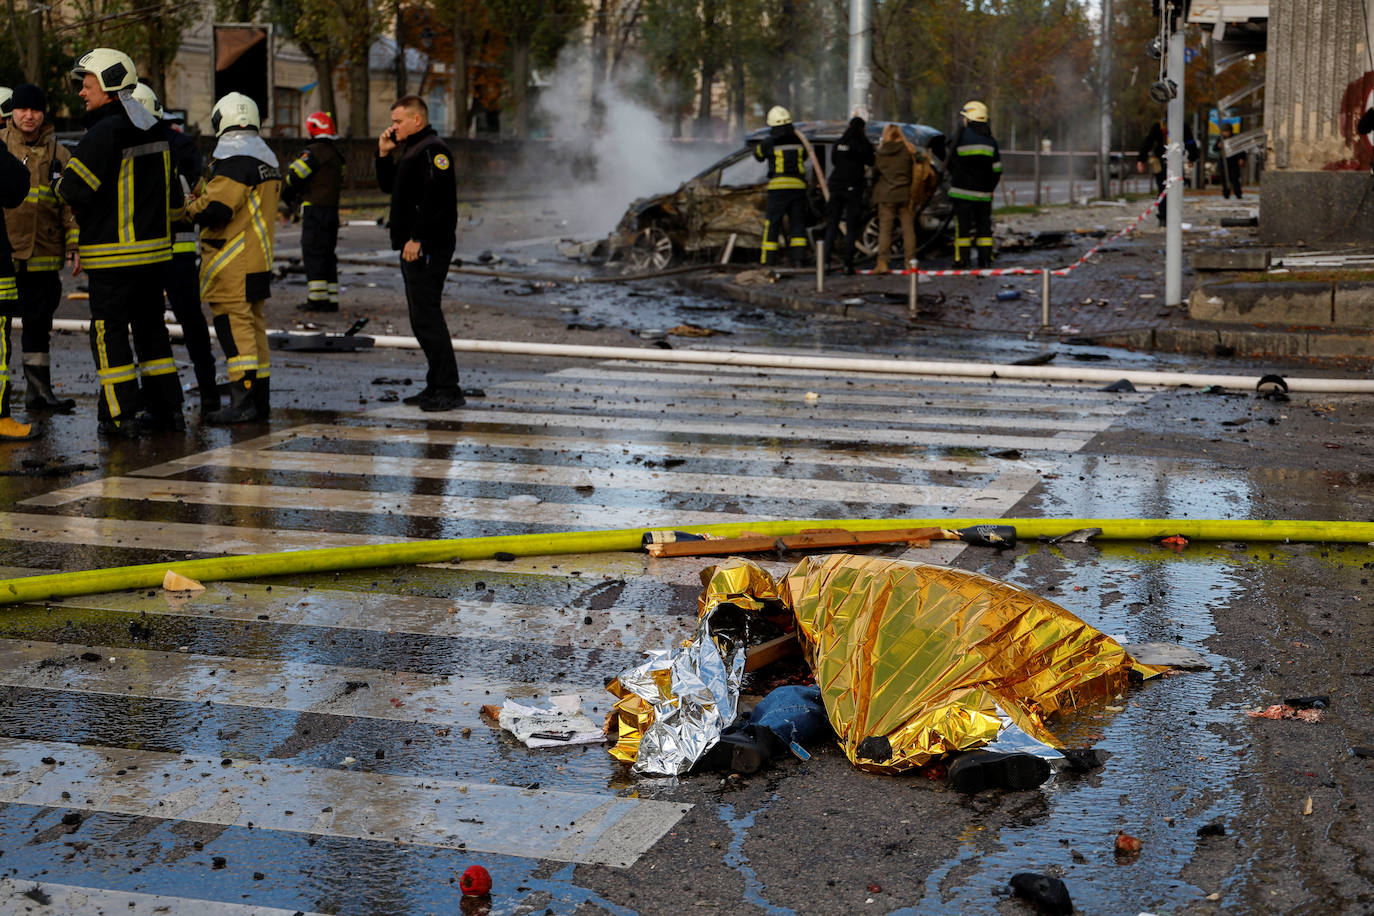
[0,122,78,268]
[186,155,282,303]
[753,125,809,191]
[947,123,1003,203]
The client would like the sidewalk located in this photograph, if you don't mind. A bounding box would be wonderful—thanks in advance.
[679,192,1374,366]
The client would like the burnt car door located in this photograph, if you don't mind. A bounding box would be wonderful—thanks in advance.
[682,149,771,252]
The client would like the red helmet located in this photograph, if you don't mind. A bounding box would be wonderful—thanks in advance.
[305,110,336,137]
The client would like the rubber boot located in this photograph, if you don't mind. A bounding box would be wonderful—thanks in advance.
[22,363,76,412]
[976,248,993,269]
[194,362,221,419]
[253,376,270,420]
[0,382,38,440]
[205,377,261,425]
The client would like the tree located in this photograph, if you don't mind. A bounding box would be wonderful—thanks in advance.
[485,0,587,137]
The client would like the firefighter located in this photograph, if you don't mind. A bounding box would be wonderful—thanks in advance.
[947,100,1002,270]
[753,106,810,267]
[0,88,11,127]
[376,95,463,412]
[0,133,35,439]
[56,47,184,439]
[184,92,282,424]
[283,111,344,312]
[131,82,221,419]
[1,83,79,414]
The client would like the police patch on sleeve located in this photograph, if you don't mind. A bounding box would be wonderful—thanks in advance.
[433,154,450,170]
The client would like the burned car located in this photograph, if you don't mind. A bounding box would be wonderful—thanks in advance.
[613,121,952,271]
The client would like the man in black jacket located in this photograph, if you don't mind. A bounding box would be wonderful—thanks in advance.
[376,95,461,412]
[822,116,874,275]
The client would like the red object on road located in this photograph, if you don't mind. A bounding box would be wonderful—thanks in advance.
[460,864,493,896]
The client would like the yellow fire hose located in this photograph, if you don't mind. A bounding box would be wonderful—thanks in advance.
[3,517,1373,607]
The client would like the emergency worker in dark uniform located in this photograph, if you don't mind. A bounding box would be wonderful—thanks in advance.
[0,133,36,439]
[56,47,183,439]
[946,100,1003,269]
[1136,118,1198,226]
[753,106,810,267]
[822,115,873,275]
[184,92,282,425]
[132,82,220,419]
[1,83,79,414]
[376,95,462,412]
[283,111,344,312]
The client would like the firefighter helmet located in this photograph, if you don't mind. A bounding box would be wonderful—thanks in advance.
[305,111,336,137]
[71,48,138,94]
[766,106,792,127]
[210,92,261,136]
[960,100,988,123]
[0,87,11,120]
[131,82,163,118]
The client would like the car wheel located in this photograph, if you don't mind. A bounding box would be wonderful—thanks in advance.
[626,224,676,272]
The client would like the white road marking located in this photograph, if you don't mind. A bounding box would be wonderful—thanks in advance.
[0,738,689,868]
[0,878,328,916]
[0,513,417,554]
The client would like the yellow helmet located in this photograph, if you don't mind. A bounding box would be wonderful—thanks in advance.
[960,100,989,123]
[766,106,792,127]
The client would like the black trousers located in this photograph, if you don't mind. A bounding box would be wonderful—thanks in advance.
[1153,169,1168,223]
[164,252,219,396]
[400,249,459,392]
[952,198,993,266]
[87,264,183,423]
[762,189,809,264]
[15,266,61,355]
[823,183,866,267]
[302,205,339,302]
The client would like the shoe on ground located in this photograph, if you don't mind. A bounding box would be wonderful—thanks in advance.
[97,416,143,440]
[843,264,856,276]
[947,750,1051,793]
[0,416,39,440]
[297,301,338,313]
[139,410,186,433]
[699,732,772,775]
[402,387,435,406]
[417,389,466,412]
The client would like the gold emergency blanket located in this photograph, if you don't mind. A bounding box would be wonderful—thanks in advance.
[783,554,1160,773]
[606,554,1160,775]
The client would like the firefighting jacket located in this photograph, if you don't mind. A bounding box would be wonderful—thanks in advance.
[185,153,282,304]
[283,138,344,209]
[166,125,202,256]
[0,122,78,270]
[752,124,808,191]
[0,145,30,301]
[376,125,457,252]
[55,99,176,271]
[947,122,1003,203]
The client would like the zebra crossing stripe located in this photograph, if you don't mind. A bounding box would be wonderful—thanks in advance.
[0,877,328,916]
[0,737,689,867]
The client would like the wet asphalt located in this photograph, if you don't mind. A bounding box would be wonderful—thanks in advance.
[0,196,1372,915]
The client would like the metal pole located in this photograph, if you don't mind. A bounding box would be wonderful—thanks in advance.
[721,233,738,264]
[817,240,824,292]
[1040,269,1051,328]
[1098,0,1113,199]
[1166,13,1185,307]
[848,0,872,116]
[908,262,918,319]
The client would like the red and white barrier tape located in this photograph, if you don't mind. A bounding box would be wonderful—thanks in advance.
[858,179,1178,279]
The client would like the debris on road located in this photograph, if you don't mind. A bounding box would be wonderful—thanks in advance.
[1114,830,1143,859]
[162,570,204,592]
[491,695,604,748]
[1248,703,1323,723]
[459,864,493,896]
[695,684,831,775]
[607,555,1167,777]
[640,524,1017,558]
[0,458,96,478]
[1047,527,1102,544]
[1009,872,1073,914]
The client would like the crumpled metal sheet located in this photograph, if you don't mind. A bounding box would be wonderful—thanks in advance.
[782,554,1162,773]
[607,554,1161,776]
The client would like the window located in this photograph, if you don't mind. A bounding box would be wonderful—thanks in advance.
[718,154,768,189]
[272,87,302,137]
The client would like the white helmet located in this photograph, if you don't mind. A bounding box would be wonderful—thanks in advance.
[0,87,11,120]
[960,100,989,123]
[72,48,138,93]
[131,82,163,118]
[766,105,792,127]
[210,92,260,136]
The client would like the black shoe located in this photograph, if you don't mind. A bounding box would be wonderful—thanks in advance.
[139,410,186,433]
[297,301,338,313]
[206,379,262,425]
[699,732,772,775]
[402,387,434,406]
[417,389,466,412]
[97,416,143,440]
[843,264,855,276]
[23,365,76,412]
[947,750,1051,793]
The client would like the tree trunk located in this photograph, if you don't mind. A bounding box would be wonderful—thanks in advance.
[348,56,370,137]
[1033,142,1042,206]
[696,65,713,137]
[509,39,529,138]
[24,0,41,83]
[589,0,608,130]
[393,0,407,98]
[730,55,744,134]
[314,54,337,122]
[450,0,468,136]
